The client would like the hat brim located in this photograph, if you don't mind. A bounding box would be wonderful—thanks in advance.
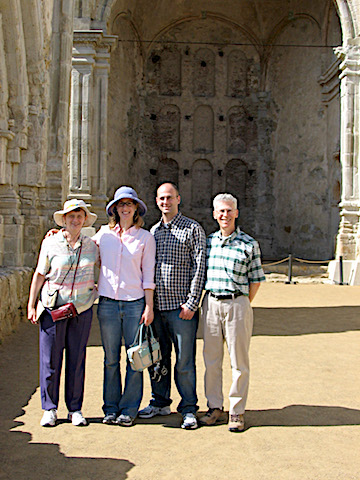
[106,196,147,216]
[53,207,97,227]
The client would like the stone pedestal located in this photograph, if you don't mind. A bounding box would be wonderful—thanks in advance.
[328,259,360,285]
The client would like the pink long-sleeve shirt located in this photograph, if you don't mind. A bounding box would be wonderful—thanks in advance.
[92,224,156,301]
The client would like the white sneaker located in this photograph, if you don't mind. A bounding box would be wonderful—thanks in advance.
[103,413,117,424]
[40,409,57,427]
[181,412,198,430]
[138,404,171,419]
[116,414,134,427]
[68,410,87,426]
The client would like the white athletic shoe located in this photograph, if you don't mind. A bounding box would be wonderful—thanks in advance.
[138,405,171,419]
[68,410,87,426]
[181,412,198,430]
[40,409,57,427]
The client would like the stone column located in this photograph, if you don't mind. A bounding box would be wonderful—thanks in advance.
[69,31,116,224]
[329,42,360,284]
[91,34,116,224]
[69,35,94,200]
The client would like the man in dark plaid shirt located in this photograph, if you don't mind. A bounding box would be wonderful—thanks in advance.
[138,182,206,429]
[199,193,265,432]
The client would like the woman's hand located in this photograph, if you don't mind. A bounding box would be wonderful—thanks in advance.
[27,271,45,325]
[140,305,154,326]
[45,228,59,238]
[27,306,38,325]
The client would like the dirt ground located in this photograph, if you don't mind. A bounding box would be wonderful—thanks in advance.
[1,283,360,480]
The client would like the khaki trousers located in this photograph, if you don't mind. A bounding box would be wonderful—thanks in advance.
[202,293,253,415]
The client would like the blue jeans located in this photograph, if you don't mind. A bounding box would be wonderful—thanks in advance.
[98,296,145,418]
[150,308,199,414]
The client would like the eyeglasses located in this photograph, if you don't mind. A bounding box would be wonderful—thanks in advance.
[117,201,134,208]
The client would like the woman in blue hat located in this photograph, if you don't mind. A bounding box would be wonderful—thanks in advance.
[92,186,156,426]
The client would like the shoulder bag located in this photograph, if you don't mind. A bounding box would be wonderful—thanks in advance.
[127,324,161,372]
[49,243,82,322]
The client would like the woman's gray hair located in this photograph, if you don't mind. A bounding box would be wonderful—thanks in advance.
[213,193,238,210]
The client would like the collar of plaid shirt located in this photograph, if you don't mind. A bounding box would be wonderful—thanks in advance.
[205,226,265,295]
[214,226,239,243]
[159,211,181,229]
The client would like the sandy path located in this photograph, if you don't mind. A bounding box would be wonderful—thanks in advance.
[1,283,359,479]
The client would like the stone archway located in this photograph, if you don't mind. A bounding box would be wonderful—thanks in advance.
[2,0,360,278]
[70,1,359,269]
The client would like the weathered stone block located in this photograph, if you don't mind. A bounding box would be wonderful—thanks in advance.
[0,267,33,342]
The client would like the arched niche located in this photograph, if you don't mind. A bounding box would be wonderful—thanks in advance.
[225,159,248,207]
[193,105,214,153]
[160,48,182,96]
[227,50,247,97]
[156,105,180,151]
[157,157,179,187]
[193,48,215,97]
[191,159,213,208]
[227,106,247,154]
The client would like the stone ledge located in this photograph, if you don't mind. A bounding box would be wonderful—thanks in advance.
[0,267,33,343]
[263,263,329,276]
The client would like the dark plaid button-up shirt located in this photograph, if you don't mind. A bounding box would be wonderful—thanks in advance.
[151,212,206,312]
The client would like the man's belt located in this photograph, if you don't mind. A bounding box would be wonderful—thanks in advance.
[208,291,243,300]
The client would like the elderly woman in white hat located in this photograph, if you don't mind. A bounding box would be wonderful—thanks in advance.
[92,186,156,427]
[27,199,99,427]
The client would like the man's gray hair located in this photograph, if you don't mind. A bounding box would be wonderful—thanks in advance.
[213,193,238,210]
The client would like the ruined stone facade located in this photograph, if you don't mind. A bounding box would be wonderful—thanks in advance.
[1,1,360,285]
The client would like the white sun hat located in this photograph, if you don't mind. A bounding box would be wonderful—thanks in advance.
[53,199,97,227]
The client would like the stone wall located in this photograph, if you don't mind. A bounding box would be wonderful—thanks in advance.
[0,268,33,343]
[102,1,342,260]
[0,0,74,269]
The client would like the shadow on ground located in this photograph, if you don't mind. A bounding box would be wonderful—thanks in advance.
[0,322,134,480]
[245,404,360,429]
[1,304,360,479]
[87,406,360,430]
[253,306,360,336]
[1,429,134,480]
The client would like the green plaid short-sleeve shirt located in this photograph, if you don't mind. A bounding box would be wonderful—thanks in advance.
[205,227,265,296]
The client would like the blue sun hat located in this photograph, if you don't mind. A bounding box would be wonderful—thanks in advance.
[106,186,147,216]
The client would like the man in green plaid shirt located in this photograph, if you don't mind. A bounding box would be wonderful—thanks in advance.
[199,193,265,432]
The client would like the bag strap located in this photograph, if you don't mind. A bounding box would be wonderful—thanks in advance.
[146,325,155,364]
[46,240,82,293]
[69,243,82,300]
[132,323,144,346]
[133,324,156,365]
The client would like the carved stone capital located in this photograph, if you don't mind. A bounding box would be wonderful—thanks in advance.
[335,44,360,79]
[73,30,117,53]
[72,31,117,69]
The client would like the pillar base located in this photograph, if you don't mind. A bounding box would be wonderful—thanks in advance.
[328,259,360,285]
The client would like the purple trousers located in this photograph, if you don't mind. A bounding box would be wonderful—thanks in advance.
[39,307,92,411]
